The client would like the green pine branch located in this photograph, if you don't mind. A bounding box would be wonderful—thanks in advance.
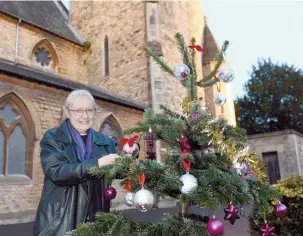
[68,212,210,236]
[175,33,190,66]
[144,45,174,76]
[196,40,229,86]
[160,104,186,120]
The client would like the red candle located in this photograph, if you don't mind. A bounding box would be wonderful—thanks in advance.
[146,128,155,160]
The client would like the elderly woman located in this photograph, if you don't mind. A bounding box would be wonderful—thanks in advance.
[33,90,119,236]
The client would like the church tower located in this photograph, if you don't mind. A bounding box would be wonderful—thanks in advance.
[69,1,204,114]
[203,17,236,126]
[69,1,235,125]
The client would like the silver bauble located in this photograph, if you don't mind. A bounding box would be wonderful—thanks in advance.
[133,189,155,212]
[232,156,248,176]
[122,142,140,157]
[174,64,190,81]
[124,192,135,207]
[180,173,198,194]
[218,68,234,83]
[215,93,226,106]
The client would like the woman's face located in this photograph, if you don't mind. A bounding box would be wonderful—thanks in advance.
[67,96,95,133]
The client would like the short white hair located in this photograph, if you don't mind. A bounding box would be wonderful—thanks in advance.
[64,89,97,110]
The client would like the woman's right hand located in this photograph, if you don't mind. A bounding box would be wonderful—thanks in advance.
[98,154,120,167]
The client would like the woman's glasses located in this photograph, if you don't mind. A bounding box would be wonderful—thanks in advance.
[68,109,95,116]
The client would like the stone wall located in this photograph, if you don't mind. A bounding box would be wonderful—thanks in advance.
[203,61,237,126]
[0,74,144,224]
[70,1,149,105]
[156,1,204,113]
[247,129,303,179]
[70,1,205,112]
[0,14,88,84]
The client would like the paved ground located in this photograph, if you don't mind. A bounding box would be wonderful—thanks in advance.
[0,205,251,236]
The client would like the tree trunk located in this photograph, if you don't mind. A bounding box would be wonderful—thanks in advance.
[181,200,189,217]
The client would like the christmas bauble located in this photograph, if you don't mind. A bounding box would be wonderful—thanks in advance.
[180,173,198,194]
[260,224,275,236]
[174,64,190,81]
[214,93,226,106]
[134,189,155,212]
[123,142,140,157]
[274,203,288,217]
[104,186,117,200]
[207,217,224,235]
[233,161,248,176]
[218,68,234,83]
[189,111,201,119]
[124,192,135,207]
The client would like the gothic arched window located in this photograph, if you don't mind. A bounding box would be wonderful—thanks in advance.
[104,36,109,76]
[31,39,59,73]
[99,115,122,148]
[0,93,35,178]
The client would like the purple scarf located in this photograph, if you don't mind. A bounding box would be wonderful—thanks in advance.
[67,120,92,162]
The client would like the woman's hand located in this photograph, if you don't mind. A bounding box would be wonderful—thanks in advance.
[98,154,120,167]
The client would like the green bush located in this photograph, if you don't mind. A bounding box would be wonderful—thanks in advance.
[249,176,303,236]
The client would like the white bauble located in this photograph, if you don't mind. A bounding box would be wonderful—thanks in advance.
[133,189,155,212]
[180,173,198,194]
[122,142,140,157]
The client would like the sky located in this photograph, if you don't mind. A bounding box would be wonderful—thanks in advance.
[63,0,303,99]
[203,0,303,99]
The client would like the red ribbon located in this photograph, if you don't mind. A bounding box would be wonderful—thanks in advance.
[181,149,190,154]
[138,173,146,185]
[180,136,191,151]
[182,159,191,170]
[125,179,131,192]
[119,135,138,151]
[188,45,208,55]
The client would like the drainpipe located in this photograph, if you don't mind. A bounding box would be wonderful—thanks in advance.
[15,19,21,64]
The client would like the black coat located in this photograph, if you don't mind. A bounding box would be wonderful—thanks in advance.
[33,120,116,236]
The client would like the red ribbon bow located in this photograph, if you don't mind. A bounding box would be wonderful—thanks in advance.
[125,179,131,192]
[138,173,146,185]
[182,159,192,170]
[188,45,208,55]
[119,135,138,151]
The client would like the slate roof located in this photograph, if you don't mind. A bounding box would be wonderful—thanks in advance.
[203,17,221,65]
[0,1,83,45]
[0,59,147,111]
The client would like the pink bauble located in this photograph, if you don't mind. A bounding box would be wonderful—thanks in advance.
[207,218,224,235]
[104,186,117,200]
[274,203,288,217]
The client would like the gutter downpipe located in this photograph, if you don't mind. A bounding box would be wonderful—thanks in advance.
[15,19,22,64]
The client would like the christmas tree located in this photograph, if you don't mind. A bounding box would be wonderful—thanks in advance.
[68,33,285,236]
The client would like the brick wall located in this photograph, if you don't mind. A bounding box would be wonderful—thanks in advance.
[0,74,143,224]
